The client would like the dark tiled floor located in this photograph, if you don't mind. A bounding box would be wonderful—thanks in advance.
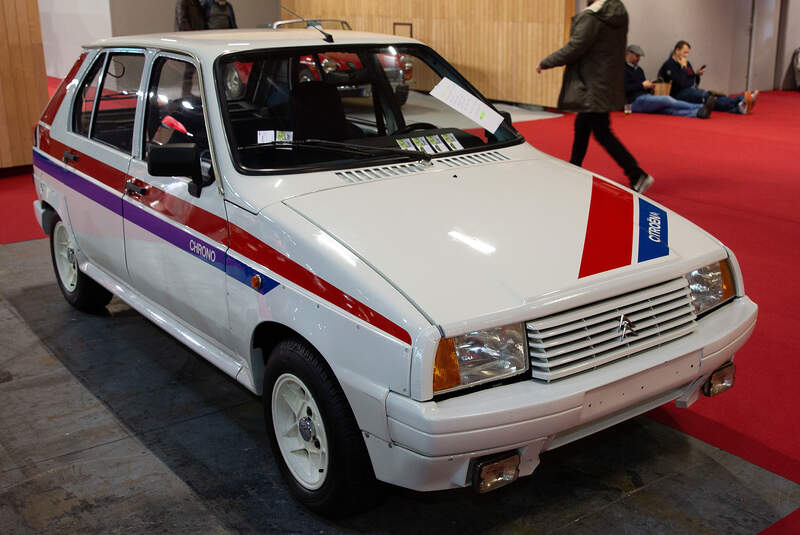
[1,239,798,534]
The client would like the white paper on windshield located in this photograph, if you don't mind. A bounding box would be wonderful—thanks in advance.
[430,77,504,133]
[411,136,436,154]
[442,132,464,151]
[396,138,416,151]
[426,135,448,153]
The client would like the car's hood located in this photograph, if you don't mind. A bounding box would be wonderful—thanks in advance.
[284,157,725,329]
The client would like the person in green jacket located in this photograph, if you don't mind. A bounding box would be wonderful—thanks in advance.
[537,0,653,194]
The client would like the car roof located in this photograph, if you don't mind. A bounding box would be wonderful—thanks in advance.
[86,29,422,61]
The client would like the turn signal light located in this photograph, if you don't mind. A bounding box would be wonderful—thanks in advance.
[719,260,735,302]
[433,337,460,392]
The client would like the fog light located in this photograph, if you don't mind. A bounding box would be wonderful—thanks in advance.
[703,362,735,397]
[472,452,520,493]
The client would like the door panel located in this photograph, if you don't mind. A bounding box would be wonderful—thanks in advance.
[123,55,233,351]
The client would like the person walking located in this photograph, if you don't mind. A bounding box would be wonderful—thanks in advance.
[536,0,653,193]
[204,0,237,30]
[174,0,207,31]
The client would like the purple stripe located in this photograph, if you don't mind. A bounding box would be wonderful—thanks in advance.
[124,200,227,272]
[226,255,279,295]
[34,149,277,295]
[33,151,122,216]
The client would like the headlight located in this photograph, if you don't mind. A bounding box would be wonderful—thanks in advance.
[684,260,736,316]
[433,323,528,394]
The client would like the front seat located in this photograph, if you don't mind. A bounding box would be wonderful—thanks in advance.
[291,81,355,141]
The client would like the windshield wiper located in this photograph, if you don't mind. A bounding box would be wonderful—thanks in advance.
[304,138,432,163]
[240,139,432,163]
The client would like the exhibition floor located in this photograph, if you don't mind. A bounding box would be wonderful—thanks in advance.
[1,91,799,532]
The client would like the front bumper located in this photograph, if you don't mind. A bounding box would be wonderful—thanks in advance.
[367,296,757,492]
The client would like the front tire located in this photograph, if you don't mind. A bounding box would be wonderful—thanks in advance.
[264,339,382,516]
[49,216,112,313]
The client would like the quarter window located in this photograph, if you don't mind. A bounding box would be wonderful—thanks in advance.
[73,53,105,137]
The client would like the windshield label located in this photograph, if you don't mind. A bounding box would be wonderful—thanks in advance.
[426,135,448,153]
[396,138,416,151]
[442,133,464,151]
[430,77,504,133]
[258,130,293,143]
[411,137,436,154]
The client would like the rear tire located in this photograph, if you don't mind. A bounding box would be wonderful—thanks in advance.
[49,216,112,313]
[264,338,382,516]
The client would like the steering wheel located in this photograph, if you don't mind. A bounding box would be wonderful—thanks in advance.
[393,122,437,136]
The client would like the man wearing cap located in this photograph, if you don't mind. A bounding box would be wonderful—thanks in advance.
[625,44,715,118]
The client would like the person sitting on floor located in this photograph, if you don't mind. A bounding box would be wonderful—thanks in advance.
[658,40,757,114]
[625,44,715,119]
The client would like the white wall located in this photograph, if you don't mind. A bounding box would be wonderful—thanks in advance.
[572,0,779,94]
[108,0,281,37]
[38,0,112,78]
[775,0,800,88]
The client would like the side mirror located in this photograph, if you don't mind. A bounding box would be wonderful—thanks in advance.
[147,143,206,198]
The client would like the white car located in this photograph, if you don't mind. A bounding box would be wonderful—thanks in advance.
[32,28,757,515]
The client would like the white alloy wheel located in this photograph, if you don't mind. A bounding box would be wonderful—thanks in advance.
[271,372,329,490]
[53,221,78,292]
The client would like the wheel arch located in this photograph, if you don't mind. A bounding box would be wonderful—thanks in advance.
[250,320,312,395]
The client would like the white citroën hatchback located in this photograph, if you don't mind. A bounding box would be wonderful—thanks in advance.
[32,28,757,515]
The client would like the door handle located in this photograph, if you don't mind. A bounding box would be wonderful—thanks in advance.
[125,180,147,196]
[62,150,79,163]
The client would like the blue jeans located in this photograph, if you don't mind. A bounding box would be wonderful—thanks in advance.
[631,94,702,117]
[676,87,743,113]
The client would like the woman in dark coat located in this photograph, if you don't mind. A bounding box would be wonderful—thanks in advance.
[537,0,653,193]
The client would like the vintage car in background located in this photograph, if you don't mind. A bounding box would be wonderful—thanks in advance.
[32,27,757,516]
[269,18,413,104]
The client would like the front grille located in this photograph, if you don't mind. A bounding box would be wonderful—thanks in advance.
[526,278,696,382]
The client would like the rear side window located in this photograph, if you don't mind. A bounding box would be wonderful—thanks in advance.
[143,57,208,158]
[73,51,145,154]
[93,54,145,153]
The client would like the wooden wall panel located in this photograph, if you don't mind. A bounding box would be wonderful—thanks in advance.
[282,0,573,107]
[0,0,48,168]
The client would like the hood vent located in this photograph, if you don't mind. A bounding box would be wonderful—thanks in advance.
[335,151,510,184]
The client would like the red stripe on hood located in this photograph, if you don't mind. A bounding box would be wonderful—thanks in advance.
[579,177,634,278]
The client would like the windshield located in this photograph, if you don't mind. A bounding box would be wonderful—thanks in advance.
[215,44,522,173]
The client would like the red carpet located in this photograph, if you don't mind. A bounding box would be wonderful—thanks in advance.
[516,91,800,484]
[0,168,46,244]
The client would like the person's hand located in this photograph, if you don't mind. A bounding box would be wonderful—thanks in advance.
[536,62,543,74]
[643,80,655,90]
[697,66,706,75]
[678,57,688,68]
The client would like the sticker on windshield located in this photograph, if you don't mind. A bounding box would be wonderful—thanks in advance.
[257,130,275,144]
[426,135,448,153]
[411,137,436,154]
[430,77,504,133]
[396,138,416,151]
[442,133,464,151]
[257,130,293,143]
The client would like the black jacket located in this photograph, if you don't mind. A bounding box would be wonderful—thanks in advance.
[657,57,700,97]
[540,0,629,113]
[624,63,648,103]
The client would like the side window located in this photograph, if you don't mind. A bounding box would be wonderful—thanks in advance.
[144,57,208,158]
[73,53,105,137]
[92,53,145,153]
